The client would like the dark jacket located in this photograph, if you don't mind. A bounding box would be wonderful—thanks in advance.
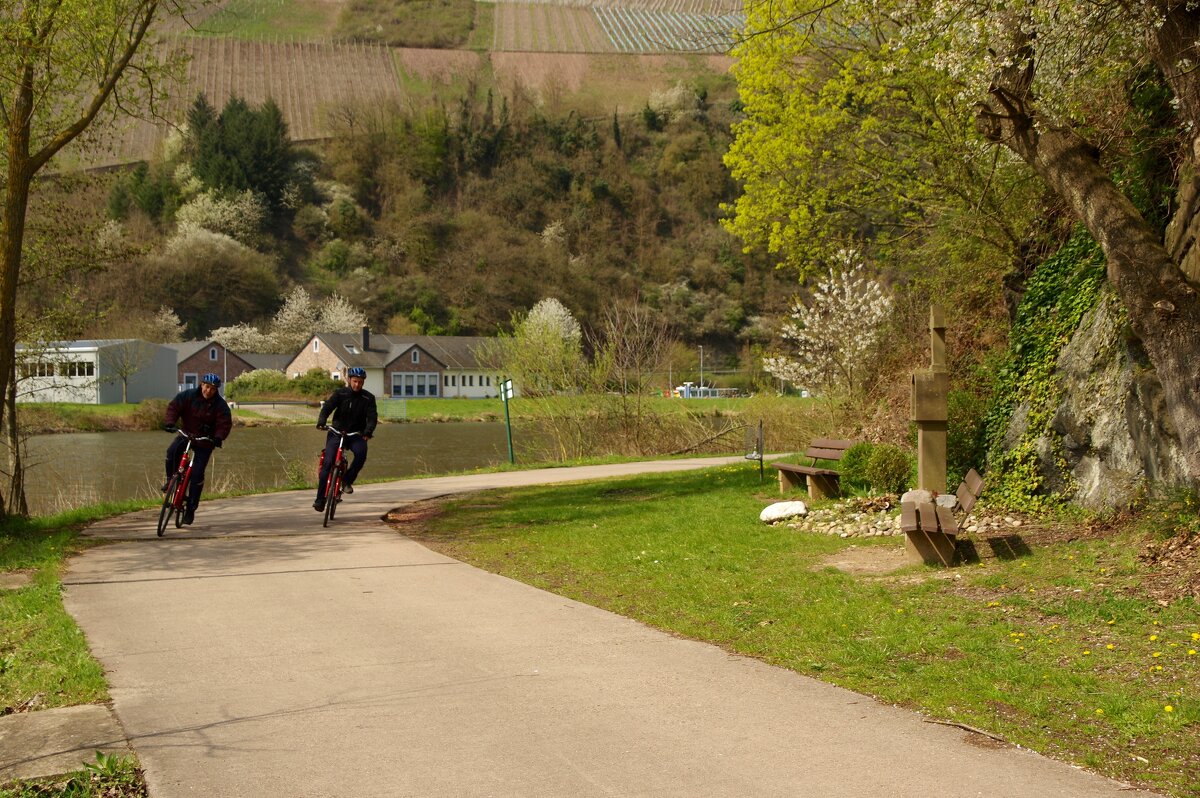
[164,388,232,448]
[318,385,378,436]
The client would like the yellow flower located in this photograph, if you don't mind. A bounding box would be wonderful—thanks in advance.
[1150,635,1158,641]
[1153,652,1162,658]
[1189,650,1197,656]
[1083,651,1091,656]
[1192,633,1199,641]
[1165,705,1174,713]
[1107,620,1115,626]
[1095,708,1104,715]
[1106,644,1115,650]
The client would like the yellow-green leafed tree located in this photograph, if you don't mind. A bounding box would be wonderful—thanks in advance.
[0,0,190,516]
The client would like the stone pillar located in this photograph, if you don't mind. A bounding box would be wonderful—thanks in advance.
[911,306,948,493]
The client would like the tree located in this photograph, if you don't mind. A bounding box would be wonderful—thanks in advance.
[0,0,184,516]
[729,0,1200,483]
[482,298,586,397]
[762,251,894,397]
[187,94,296,214]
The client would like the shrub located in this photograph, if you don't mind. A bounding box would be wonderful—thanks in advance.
[947,389,987,487]
[133,399,169,430]
[294,368,341,398]
[865,444,914,495]
[838,442,874,490]
[227,369,291,400]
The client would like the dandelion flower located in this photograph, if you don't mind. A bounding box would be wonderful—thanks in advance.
[1150,635,1159,641]
[1165,705,1174,713]
[1153,652,1162,658]
[1095,708,1104,715]
[1106,644,1115,650]
[1083,650,1091,656]
[1189,650,1197,656]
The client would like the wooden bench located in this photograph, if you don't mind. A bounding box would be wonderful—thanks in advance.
[770,438,855,499]
[901,468,985,566]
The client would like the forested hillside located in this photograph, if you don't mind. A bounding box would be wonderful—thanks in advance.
[35,84,790,374]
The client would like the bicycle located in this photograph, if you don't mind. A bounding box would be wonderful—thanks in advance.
[318,425,361,528]
[157,429,214,537]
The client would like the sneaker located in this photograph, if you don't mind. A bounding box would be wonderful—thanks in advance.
[182,508,195,525]
[343,483,353,495]
[313,500,325,512]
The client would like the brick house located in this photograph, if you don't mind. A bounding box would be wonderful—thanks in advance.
[166,341,255,392]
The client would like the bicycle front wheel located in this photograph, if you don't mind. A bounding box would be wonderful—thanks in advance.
[157,474,180,537]
[174,474,189,529]
[322,468,338,528]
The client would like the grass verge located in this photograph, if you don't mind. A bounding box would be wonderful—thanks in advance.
[0,504,160,713]
[0,751,145,797]
[399,465,1200,796]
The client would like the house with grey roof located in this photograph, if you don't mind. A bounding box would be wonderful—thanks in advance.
[16,339,176,403]
[165,340,256,392]
[285,328,500,398]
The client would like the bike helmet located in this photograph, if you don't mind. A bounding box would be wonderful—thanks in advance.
[346,367,366,379]
[201,373,222,387]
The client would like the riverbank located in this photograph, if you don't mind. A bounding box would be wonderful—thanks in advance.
[15,396,764,434]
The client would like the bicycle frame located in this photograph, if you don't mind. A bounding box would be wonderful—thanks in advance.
[157,430,214,536]
[321,425,361,526]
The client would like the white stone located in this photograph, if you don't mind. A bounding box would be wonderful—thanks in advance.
[901,489,933,504]
[935,494,958,509]
[760,501,808,523]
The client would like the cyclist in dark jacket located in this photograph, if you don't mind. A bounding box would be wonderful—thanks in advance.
[163,373,232,525]
[314,367,377,511]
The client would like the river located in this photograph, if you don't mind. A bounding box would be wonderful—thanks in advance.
[22,422,512,515]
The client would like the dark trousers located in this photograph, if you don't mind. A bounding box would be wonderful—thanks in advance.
[316,433,368,503]
[165,436,213,512]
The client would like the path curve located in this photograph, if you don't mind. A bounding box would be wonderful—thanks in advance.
[66,458,1159,797]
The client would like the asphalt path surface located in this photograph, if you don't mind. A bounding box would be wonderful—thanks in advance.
[65,458,1160,797]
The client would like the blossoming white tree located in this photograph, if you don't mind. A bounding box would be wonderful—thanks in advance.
[763,251,893,396]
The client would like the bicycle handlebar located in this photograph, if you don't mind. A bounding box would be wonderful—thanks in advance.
[324,425,362,438]
[173,429,215,443]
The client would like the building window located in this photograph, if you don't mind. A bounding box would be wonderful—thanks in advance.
[411,350,420,364]
[443,375,449,386]
[391,372,440,398]
[184,373,198,388]
[60,361,94,378]
[209,347,218,361]
[486,376,491,386]
[313,340,320,353]
[344,344,359,355]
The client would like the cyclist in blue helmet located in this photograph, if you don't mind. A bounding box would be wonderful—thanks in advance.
[314,366,377,511]
[163,372,232,525]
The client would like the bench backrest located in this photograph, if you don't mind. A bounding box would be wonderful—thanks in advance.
[954,468,985,514]
[804,438,856,463]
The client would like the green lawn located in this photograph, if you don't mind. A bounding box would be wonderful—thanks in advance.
[408,466,1200,796]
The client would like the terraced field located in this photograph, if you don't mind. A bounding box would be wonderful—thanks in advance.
[492,1,743,53]
[62,0,742,167]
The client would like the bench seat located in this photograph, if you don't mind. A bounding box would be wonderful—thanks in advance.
[770,439,855,499]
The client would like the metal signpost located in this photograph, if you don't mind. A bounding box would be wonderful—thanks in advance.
[500,379,515,464]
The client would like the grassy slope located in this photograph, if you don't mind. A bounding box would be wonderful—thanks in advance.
[409,466,1200,796]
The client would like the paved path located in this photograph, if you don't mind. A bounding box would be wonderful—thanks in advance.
[62,458,1157,797]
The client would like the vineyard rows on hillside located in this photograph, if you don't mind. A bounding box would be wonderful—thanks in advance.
[491,3,742,53]
[489,0,741,12]
[64,36,403,169]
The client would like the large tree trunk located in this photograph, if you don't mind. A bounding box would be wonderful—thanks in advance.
[976,21,1200,485]
[0,64,35,521]
[5,358,27,516]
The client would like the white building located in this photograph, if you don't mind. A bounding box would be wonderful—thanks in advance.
[16,339,178,404]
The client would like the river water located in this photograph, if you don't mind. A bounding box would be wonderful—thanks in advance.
[22,422,512,515]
